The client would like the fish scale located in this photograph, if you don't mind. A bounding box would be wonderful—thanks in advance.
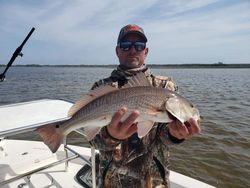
[62,87,176,134]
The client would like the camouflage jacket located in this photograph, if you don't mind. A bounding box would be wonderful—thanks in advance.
[90,66,183,188]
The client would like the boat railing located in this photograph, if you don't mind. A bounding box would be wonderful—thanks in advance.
[0,129,91,186]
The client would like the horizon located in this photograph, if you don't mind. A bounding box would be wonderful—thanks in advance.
[0,0,249,65]
[1,62,250,67]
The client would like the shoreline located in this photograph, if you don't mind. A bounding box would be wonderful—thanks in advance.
[1,64,250,69]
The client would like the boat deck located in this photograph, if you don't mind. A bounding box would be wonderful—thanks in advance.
[0,100,215,188]
[0,139,90,188]
[0,139,215,188]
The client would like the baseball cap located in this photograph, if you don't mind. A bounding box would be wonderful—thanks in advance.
[117,24,147,44]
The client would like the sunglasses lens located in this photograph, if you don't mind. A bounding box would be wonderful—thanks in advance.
[120,42,132,51]
[134,42,146,51]
[119,41,146,51]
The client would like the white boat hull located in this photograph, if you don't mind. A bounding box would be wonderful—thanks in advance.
[0,139,215,188]
[0,100,215,188]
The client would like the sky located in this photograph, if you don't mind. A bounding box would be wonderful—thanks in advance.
[0,0,249,65]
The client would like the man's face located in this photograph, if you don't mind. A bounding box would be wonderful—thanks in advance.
[116,33,148,69]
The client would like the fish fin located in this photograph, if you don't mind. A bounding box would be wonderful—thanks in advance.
[68,85,118,117]
[123,72,151,88]
[36,124,63,153]
[80,127,102,141]
[137,121,154,138]
[165,97,185,123]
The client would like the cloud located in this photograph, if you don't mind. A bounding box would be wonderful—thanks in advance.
[0,0,249,65]
[144,0,250,63]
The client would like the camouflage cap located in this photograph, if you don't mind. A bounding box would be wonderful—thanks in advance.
[117,24,147,44]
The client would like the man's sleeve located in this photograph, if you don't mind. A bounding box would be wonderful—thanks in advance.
[152,75,178,92]
[157,123,185,146]
[90,126,121,151]
[91,80,102,90]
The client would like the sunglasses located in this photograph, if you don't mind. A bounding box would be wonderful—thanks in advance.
[119,41,146,52]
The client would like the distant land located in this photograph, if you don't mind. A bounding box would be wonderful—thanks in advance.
[0,63,250,69]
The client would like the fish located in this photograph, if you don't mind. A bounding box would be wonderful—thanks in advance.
[37,72,200,153]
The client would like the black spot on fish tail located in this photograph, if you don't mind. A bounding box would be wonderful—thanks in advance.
[184,121,191,127]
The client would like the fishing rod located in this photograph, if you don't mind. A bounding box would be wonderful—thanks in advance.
[0,27,35,82]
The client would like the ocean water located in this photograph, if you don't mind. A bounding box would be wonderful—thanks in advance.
[0,67,249,188]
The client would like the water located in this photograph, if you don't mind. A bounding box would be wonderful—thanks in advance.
[0,67,249,188]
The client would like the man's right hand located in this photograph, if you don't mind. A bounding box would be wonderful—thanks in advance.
[106,107,139,140]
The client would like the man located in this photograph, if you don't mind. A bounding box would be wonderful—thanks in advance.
[90,24,201,188]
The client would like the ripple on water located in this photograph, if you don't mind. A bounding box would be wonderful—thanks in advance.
[2,67,250,188]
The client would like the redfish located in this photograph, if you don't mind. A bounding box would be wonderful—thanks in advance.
[37,73,200,153]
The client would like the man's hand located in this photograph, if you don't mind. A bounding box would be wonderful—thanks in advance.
[168,118,201,140]
[107,107,139,140]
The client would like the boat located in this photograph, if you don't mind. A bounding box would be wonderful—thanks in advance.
[0,99,216,188]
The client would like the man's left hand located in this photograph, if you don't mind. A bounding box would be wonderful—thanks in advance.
[168,118,201,140]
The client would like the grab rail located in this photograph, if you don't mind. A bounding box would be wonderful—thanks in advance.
[0,135,92,186]
[0,153,78,186]
[0,125,92,186]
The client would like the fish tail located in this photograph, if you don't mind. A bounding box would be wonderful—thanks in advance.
[36,124,63,153]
